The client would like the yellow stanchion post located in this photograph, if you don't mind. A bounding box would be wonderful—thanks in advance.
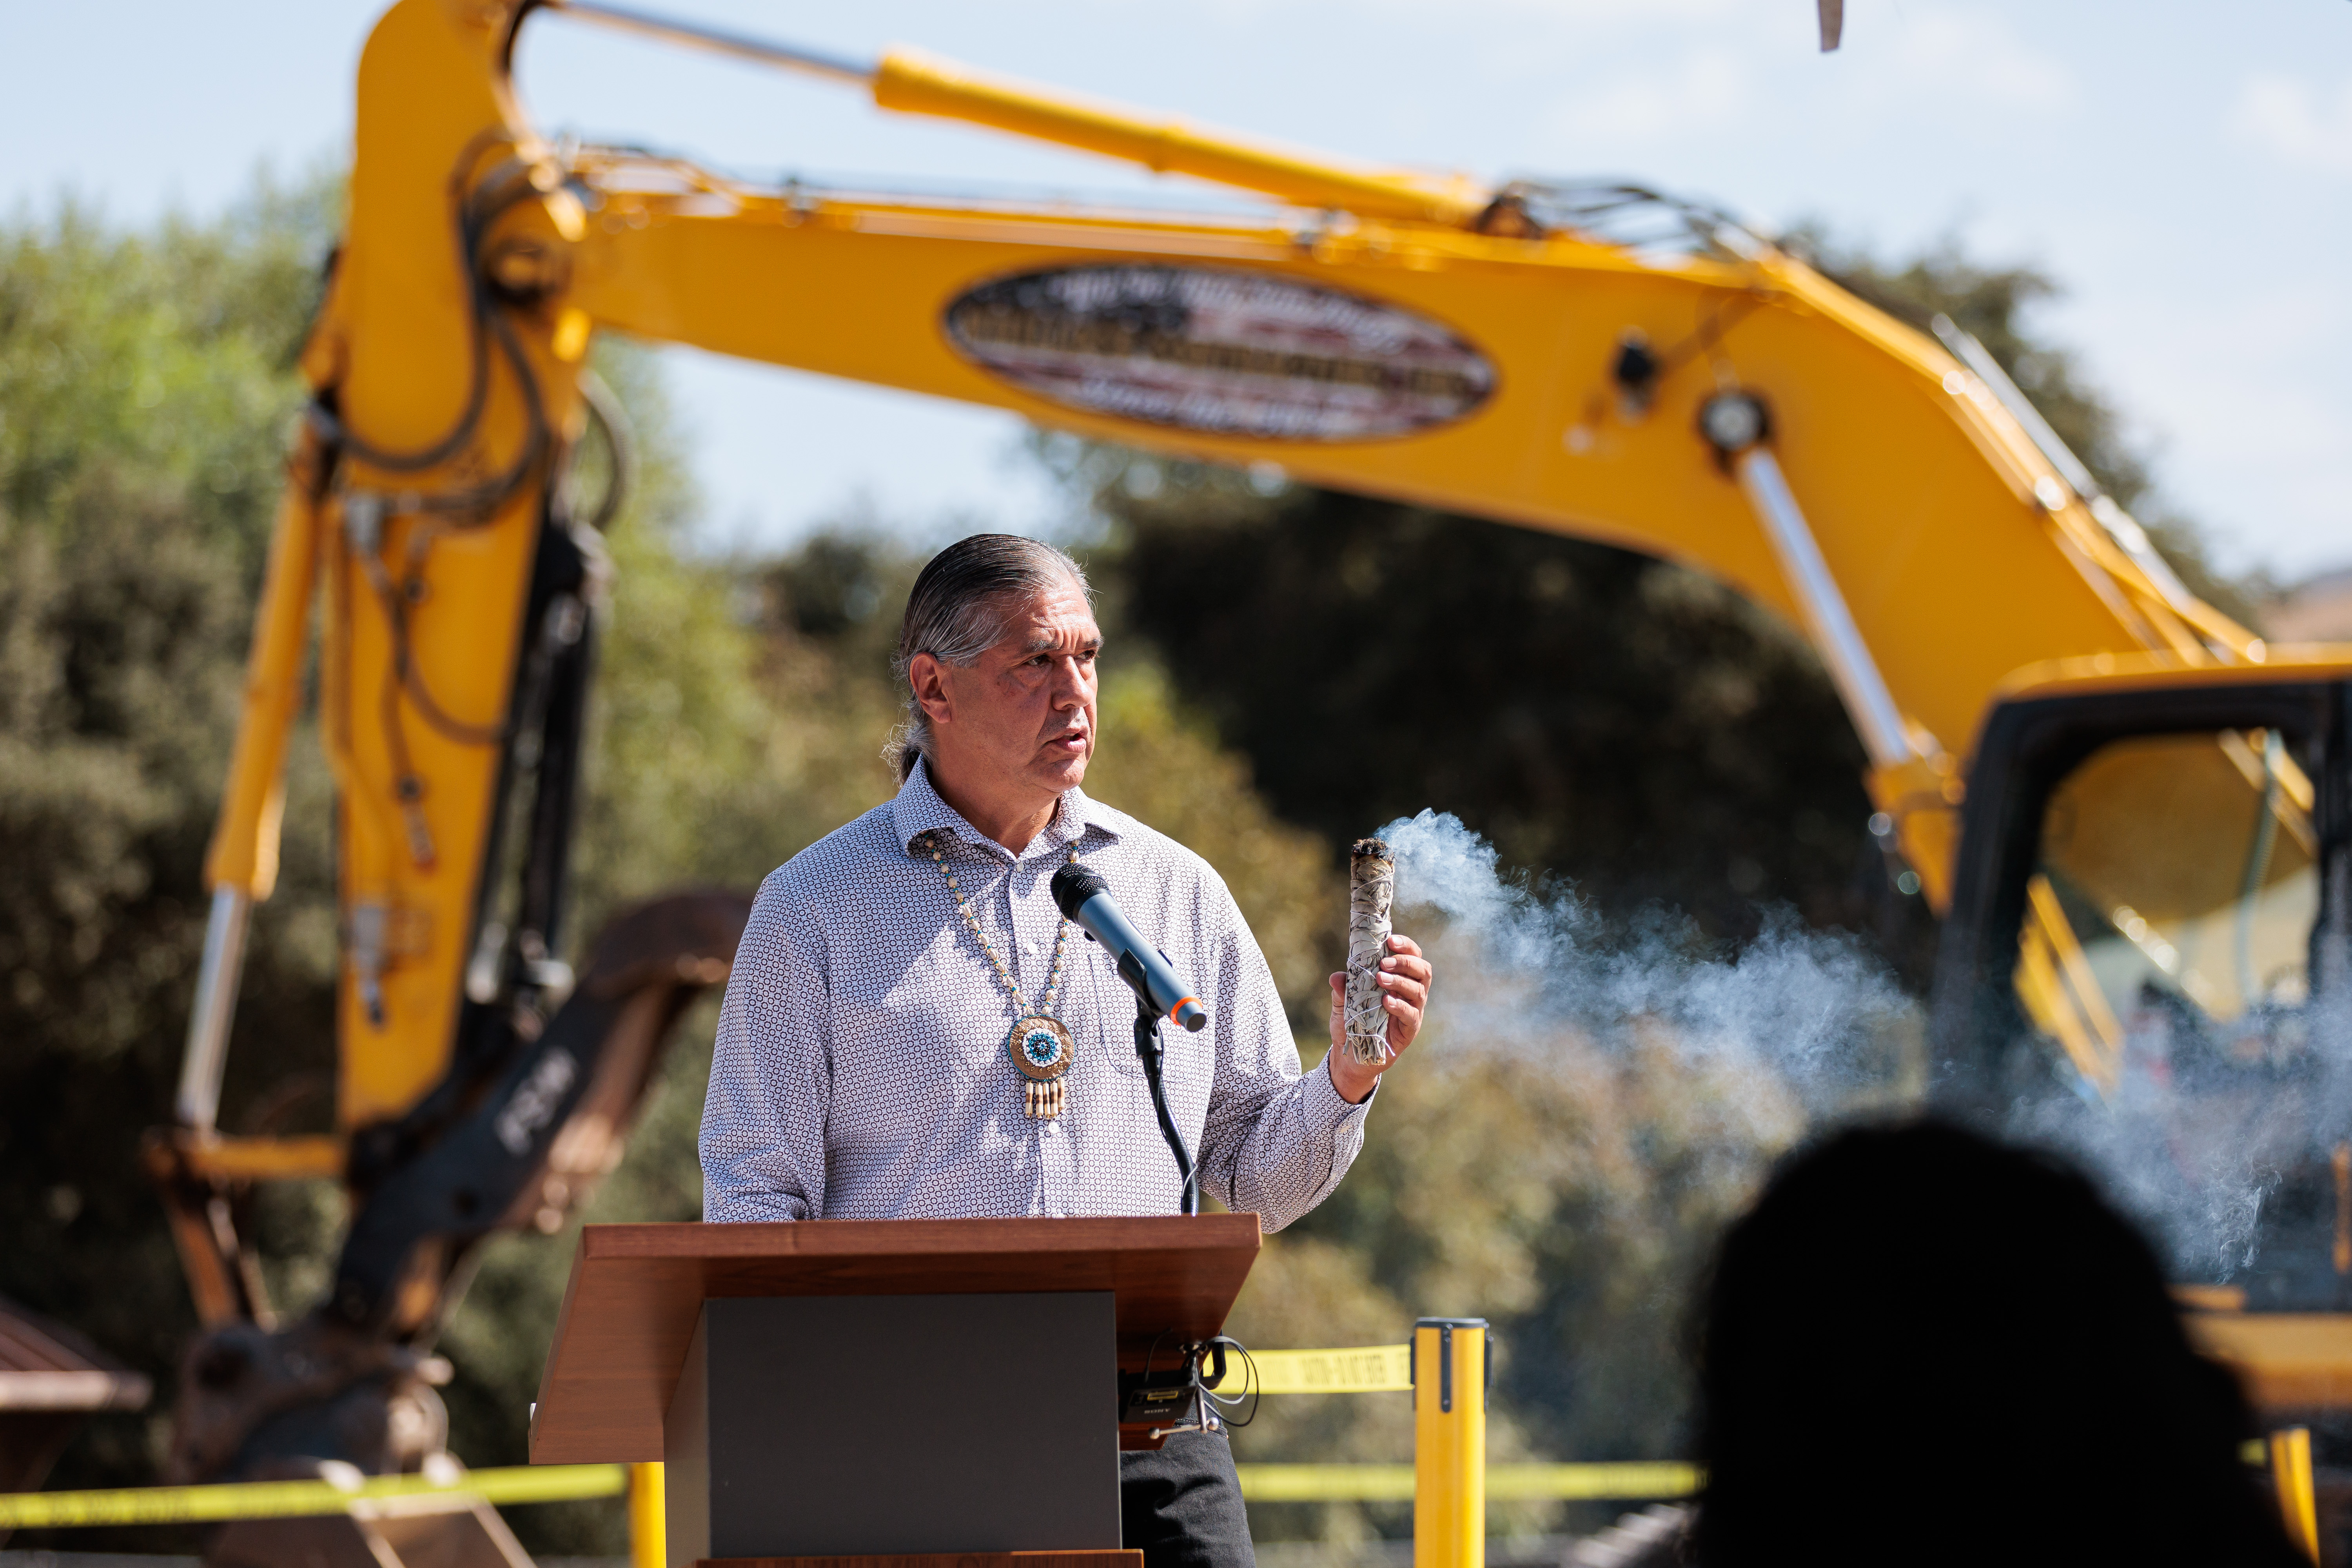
[2271,1428,2320,1563]
[1413,1318,1486,1568]
[629,1462,666,1568]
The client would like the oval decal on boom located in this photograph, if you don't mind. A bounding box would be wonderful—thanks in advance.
[943,265,1495,441]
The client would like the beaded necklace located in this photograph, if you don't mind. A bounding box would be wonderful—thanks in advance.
[920,829,1083,1121]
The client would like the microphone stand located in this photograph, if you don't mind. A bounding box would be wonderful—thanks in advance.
[1120,953,1199,1216]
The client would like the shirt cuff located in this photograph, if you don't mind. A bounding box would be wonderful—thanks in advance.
[1311,1052,1379,1129]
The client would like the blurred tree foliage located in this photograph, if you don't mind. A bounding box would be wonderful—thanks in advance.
[0,173,2258,1560]
[0,183,347,1541]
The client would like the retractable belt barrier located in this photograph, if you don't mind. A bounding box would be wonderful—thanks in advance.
[1245,1343,1416,1393]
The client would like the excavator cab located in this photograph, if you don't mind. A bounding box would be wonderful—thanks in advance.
[1932,655,2352,1317]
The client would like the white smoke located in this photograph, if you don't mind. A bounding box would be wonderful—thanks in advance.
[2002,1018,2348,1281]
[1377,808,2325,1284]
[2022,1090,2283,1278]
[1376,809,1919,1118]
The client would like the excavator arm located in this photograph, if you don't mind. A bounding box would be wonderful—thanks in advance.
[160,0,2351,1482]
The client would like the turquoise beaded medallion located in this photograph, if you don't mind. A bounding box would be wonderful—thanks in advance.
[921,829,1082,1121]
[1009,1015,1078,1120]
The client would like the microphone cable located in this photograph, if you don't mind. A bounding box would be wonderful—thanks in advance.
[1198,1334,1261,1431]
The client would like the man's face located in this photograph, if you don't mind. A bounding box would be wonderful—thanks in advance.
[918,577,1102,804]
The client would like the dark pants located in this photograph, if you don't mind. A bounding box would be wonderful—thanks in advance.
[1120,1429,1256,1568]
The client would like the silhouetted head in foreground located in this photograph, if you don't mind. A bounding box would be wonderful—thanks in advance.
[1692,1120,2301,1568]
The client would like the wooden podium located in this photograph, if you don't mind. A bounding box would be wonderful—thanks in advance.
[530,1215,1261,1568]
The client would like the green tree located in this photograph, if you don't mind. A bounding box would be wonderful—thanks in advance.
[0,184,345,1544]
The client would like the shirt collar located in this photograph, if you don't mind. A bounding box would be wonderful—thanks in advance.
[889,755,1128,861]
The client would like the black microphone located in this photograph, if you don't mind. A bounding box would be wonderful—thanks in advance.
[1050,864,1209,1032]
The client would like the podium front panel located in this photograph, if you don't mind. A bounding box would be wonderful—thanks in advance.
[666,1294,1119,1564]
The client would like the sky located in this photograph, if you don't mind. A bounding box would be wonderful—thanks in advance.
[5,0,2348,579]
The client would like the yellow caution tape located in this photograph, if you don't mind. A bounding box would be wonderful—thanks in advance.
[1486,1463,1702,1501]
[1240,1344,1414,1394]
[3,1455,1696,1524]
[1239,1464,1416,1501]
[1236,1463,1700,1503]
[0,1463,628,1530]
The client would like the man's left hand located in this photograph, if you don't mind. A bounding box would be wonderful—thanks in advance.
[1325,935,1431,1104]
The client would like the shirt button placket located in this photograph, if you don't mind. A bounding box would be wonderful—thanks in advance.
[1042,1109,1072,1218]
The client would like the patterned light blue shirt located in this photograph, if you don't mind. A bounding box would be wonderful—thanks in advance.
[699,759,1373,1229]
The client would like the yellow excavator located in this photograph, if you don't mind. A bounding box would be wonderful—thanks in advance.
[151,0,2352,1512]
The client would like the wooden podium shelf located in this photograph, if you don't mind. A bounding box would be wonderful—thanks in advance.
[530,1214,1261,1464]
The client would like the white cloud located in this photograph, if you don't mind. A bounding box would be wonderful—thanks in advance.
[1882,6,2070,107]
[1860,2,2073,113]
[1512,1,2069,171]
[2232,74,2352,175]
[1544,51,1754,150]
[2069,277,2352,576]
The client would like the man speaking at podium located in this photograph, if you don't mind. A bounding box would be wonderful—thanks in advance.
[700,534,1432,1568]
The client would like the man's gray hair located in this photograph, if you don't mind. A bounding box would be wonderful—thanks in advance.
[887,534,1091,782]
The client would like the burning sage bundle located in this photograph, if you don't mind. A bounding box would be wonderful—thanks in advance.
[1344,837,1396,1065]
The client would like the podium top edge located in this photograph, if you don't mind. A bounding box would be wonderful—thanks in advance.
[577,1212,1263,1261]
